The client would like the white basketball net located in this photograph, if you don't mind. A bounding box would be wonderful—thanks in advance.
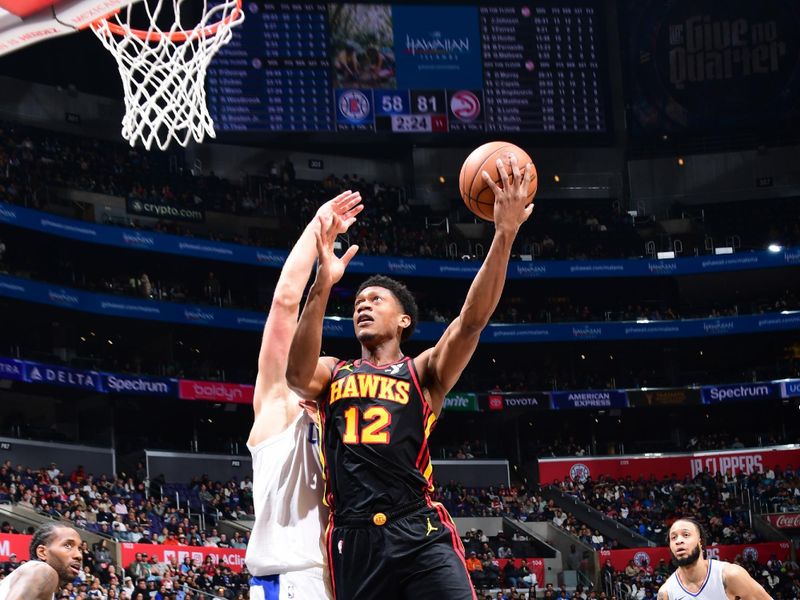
[91,0,243,150]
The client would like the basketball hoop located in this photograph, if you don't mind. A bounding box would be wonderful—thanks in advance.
[90,0,243,150]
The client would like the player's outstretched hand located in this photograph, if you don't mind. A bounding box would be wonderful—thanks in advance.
[314,214,359,287]
[316,190,363,234]
[482,153,534,235]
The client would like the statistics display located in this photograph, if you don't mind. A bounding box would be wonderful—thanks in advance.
[207,2,608,134]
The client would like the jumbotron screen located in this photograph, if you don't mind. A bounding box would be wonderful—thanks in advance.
[207,2,608,134]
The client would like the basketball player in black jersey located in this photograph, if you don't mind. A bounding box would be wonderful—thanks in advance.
[286,153,534,600]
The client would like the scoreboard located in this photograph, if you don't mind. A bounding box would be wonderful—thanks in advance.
[207,2,608,135]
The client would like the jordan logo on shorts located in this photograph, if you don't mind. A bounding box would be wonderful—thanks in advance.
[425,517,439,536]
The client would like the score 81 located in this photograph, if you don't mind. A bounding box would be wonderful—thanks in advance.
[411,90,446,115]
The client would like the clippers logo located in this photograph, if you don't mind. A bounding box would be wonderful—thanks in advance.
[742,547,758,561]
[569,463,590,482]
[633,551,650,567]
[450,90,480,121]
[338,90,370,122]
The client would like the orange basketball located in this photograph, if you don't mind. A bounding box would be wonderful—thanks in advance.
[458,141,538,222]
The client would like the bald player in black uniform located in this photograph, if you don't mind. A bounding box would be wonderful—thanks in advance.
[286,154,535,600]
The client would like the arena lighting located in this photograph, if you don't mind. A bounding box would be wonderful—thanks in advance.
[636,318,650,323]
[677,157,685,166]
[553,174,560,183]
[438,176,445,184]
[714,246,733,255]
[768,243,783,252]
[657,251,675,259]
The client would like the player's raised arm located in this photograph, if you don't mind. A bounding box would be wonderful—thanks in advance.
[286,214,359,400]
[415,153,534,415]
[250,192,361,441]
[722,563,774,600]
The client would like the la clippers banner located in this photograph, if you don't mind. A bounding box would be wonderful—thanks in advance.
[599,542,791,572]
[497,558,545,587]
[538,445,800,483]
[4,202,800,280]
[0,534,32,560]
[178,380,255,404]
[120,543,246,572]
[764,513,800,529]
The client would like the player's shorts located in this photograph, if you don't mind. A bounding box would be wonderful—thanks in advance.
[249,568,330,600]
[327,499,476,600]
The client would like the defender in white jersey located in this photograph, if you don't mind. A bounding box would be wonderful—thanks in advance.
[658,518,771,600]
[0,523,82,600]
[246,191,362,600]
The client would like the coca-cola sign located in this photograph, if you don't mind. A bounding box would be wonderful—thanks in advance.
[765,513,800,529]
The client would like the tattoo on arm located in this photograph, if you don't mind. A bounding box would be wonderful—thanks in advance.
[7,566,59,600]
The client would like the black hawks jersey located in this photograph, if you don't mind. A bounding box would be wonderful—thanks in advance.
[320,356,436,518]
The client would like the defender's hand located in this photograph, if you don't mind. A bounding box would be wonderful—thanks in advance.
[316,190,363,234]
[314,214,359,287]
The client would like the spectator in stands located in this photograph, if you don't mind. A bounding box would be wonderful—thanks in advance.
[128,552,150,581]
[93,539,113,565]
[0,551,18,575]
[482,553,501,588]
[503,559,522,588]
[467,551,485,587]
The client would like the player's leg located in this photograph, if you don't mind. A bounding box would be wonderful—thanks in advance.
[280,569,330,600]
[249,575,280,600]
[389,504,477,600]
[328,524,397,600]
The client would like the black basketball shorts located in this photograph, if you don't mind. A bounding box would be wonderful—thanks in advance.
[326,501,476,600]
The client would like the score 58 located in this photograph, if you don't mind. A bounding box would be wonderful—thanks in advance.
[374,90,410,116]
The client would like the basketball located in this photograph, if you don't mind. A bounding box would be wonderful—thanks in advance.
[458,141,538,222]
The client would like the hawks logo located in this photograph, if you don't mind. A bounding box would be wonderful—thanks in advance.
[450,90,480,121]
[743,546,758,561]
[569,463,590,482]
[633,551,650,567]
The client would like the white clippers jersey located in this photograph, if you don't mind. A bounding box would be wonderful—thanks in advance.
[246,410,328,577]
[662,559,728,600]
